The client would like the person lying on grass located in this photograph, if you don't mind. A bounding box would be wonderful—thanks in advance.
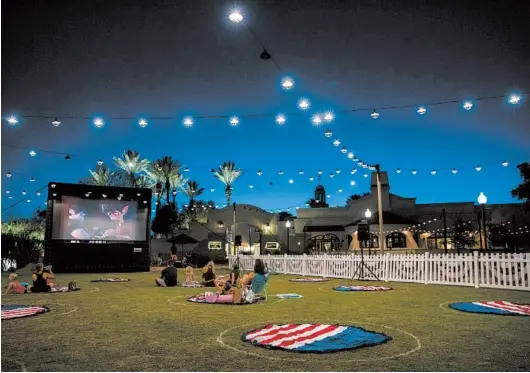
[5,273,29,295]
[155,260,178,287]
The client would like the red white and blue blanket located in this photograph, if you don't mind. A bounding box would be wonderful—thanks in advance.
[289,278,329,283]
[1,305,49,320]
[242,323,390,353]
[333,285,393,292]
[449,301,530,316]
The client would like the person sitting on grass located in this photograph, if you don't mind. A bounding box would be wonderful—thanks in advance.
[182,266,202,287]
[5,273,28,295]
[241,259,268,287]
[155,260,178,287]
[215,263,240,294]
[202,264,216,287]
[31,263,54,293]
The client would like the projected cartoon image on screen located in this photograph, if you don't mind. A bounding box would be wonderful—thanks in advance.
[61,197,142,241]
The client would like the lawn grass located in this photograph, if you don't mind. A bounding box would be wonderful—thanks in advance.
[2,269,530,372]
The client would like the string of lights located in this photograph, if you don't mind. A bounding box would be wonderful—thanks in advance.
[4,91,526,130]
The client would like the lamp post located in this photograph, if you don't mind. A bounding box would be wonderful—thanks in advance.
[285,220,292,254]
[365,209,372,254]
[477,192,488,251]
[375,165,384,252]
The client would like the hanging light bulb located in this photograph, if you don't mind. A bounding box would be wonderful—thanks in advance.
[297,98,310,111]
[52,117,61,127]
[37,192,41,196]
[210,188,215,192]
[275,114,286,125]
[412,170,418,175]
[299,170,304,175]
[323,111,334,122]
[431,170,437,175]
[309,177,314,181]
[502,161,509,167]
[396,168,401,174]
[317,170,323,176]
[452,168,458,174]
[363,174,368,178]
[350,180,356,186]
[5,190,10,194]
[340,146,347,154]
[329,173,335,178]
[333,139,341,147]
[29,150,37,157]
[289,179,294,184]
[26,199,31,203]
[370,110,380,119]
[30,177,35,182]
[336,169,341,174]
[22,191,27,195]
[324,129,333,138]
[417,107,427,115]
[475,165,482,171]
[97,160,104,166]
[182,116,194,128]
[463,101,473,110]
[310,114,322,127]
[508,94,521,105]
[350,169,357,175]
[6,172,12,178]
[257,170,263,176]
[347,152,354,159]
[228,11,243,23]
[138,118,148,128]
[278,170,284,175]
[281,77,294,90]
[184,167,190,172]
[93,117,104,128]
[338,188,343,193]
[7,116,18,125]
[249,184,254,189]
[229,116,239,126]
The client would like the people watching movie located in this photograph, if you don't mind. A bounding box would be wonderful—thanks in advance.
[155,260,178,287]
[31,263,54,293]
[182,266,202,287]
[202,264,216,287]
[215,263,240,294]
[241,259,268,287]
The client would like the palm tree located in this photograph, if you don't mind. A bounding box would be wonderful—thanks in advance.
[88,165,117,186]
[113,150,150,187]
[145,167,166,208]
[212,161,243,206]
[153,156,181,205]
[183,180,205,208]
[169,172,187,208]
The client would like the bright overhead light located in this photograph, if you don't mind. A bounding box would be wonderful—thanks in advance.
[333,139,341,147]
[477,192,487,205]
[6,172,12,178]
[338,188,343,193]
[341,146,347,154]
[452,168,458,174]
[324,129,332,138]
[289,179,294,184]
[249,184,254,189]
[30,177,35,182]
[317,170,323,176]
[257,170,262,176]
[508,94,521,105]
[299,170,304,175]
[363,174,368,178]
[97,160,104,166]
[412,170,418,175]
[347,152,354,159]
[329,173,335,178]
[463,101,473,110]
[323,111,334,122]
[370,110,380,119]
[278,170,284,175]
[475,165,482,171]
[229,11,243,23]
[298,98,310,111]
[22,191,27,195]
[138,118,148,127]
[7,116,18,125]
[210,188,215,192]
[350,169,357,175]
[52,117,61,127]
[29,150,37,157]
[281,77,294,90]
[335,169,341,174]
[309,177,314,181]
[229,116,239,126]
[431,170,437,175]
[502,161,509,167]
[417,107,427,115]
[396,168,401,174]
[93,117,104,128]
[276,114,286,125]
[350,180,356,186]
[311,114,322,126]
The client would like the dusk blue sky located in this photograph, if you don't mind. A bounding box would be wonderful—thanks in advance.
[2,0,529,220]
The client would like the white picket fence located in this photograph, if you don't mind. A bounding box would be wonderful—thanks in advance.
[228,252,530,291]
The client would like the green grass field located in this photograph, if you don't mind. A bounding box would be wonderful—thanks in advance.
[2,269,530,372]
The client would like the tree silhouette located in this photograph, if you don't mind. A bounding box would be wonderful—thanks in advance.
[511,162,530,210]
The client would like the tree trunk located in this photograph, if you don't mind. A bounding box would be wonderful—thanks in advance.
[172,192,177,210]
[165,179,171,205]
[225,186,232,206]
[129,173,136,187]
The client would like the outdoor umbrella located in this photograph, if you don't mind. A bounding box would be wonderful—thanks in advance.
[167,234,199,264]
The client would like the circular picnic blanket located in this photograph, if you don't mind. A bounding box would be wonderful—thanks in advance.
[182,281,203,288]
[187,294,260,305]
[449,301,530,316]
[241,323,391,353]
[289,277,329,283]
[1,305,50,320]
[333,285,393,292]
[90,278,131,283]
[276,293,303,299]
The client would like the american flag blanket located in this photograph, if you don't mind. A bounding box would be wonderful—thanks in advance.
[1,305,49,320]
[242,323,391,353]
[90,278,131,283]
[289,278,329,283]
[449,301,530,316]
[333,285,393,292]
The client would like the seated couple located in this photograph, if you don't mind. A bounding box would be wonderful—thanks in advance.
[5,264,77,294]
[202,259,269,304]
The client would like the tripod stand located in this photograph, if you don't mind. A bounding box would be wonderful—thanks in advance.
[351,240,380,281]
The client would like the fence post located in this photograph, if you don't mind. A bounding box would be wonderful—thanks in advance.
[324,253,328,278]
[384,253,390,282]
[284,253,288,274]
[302,253,307,276]
[424,252,429,284]
[473,250,480,288]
